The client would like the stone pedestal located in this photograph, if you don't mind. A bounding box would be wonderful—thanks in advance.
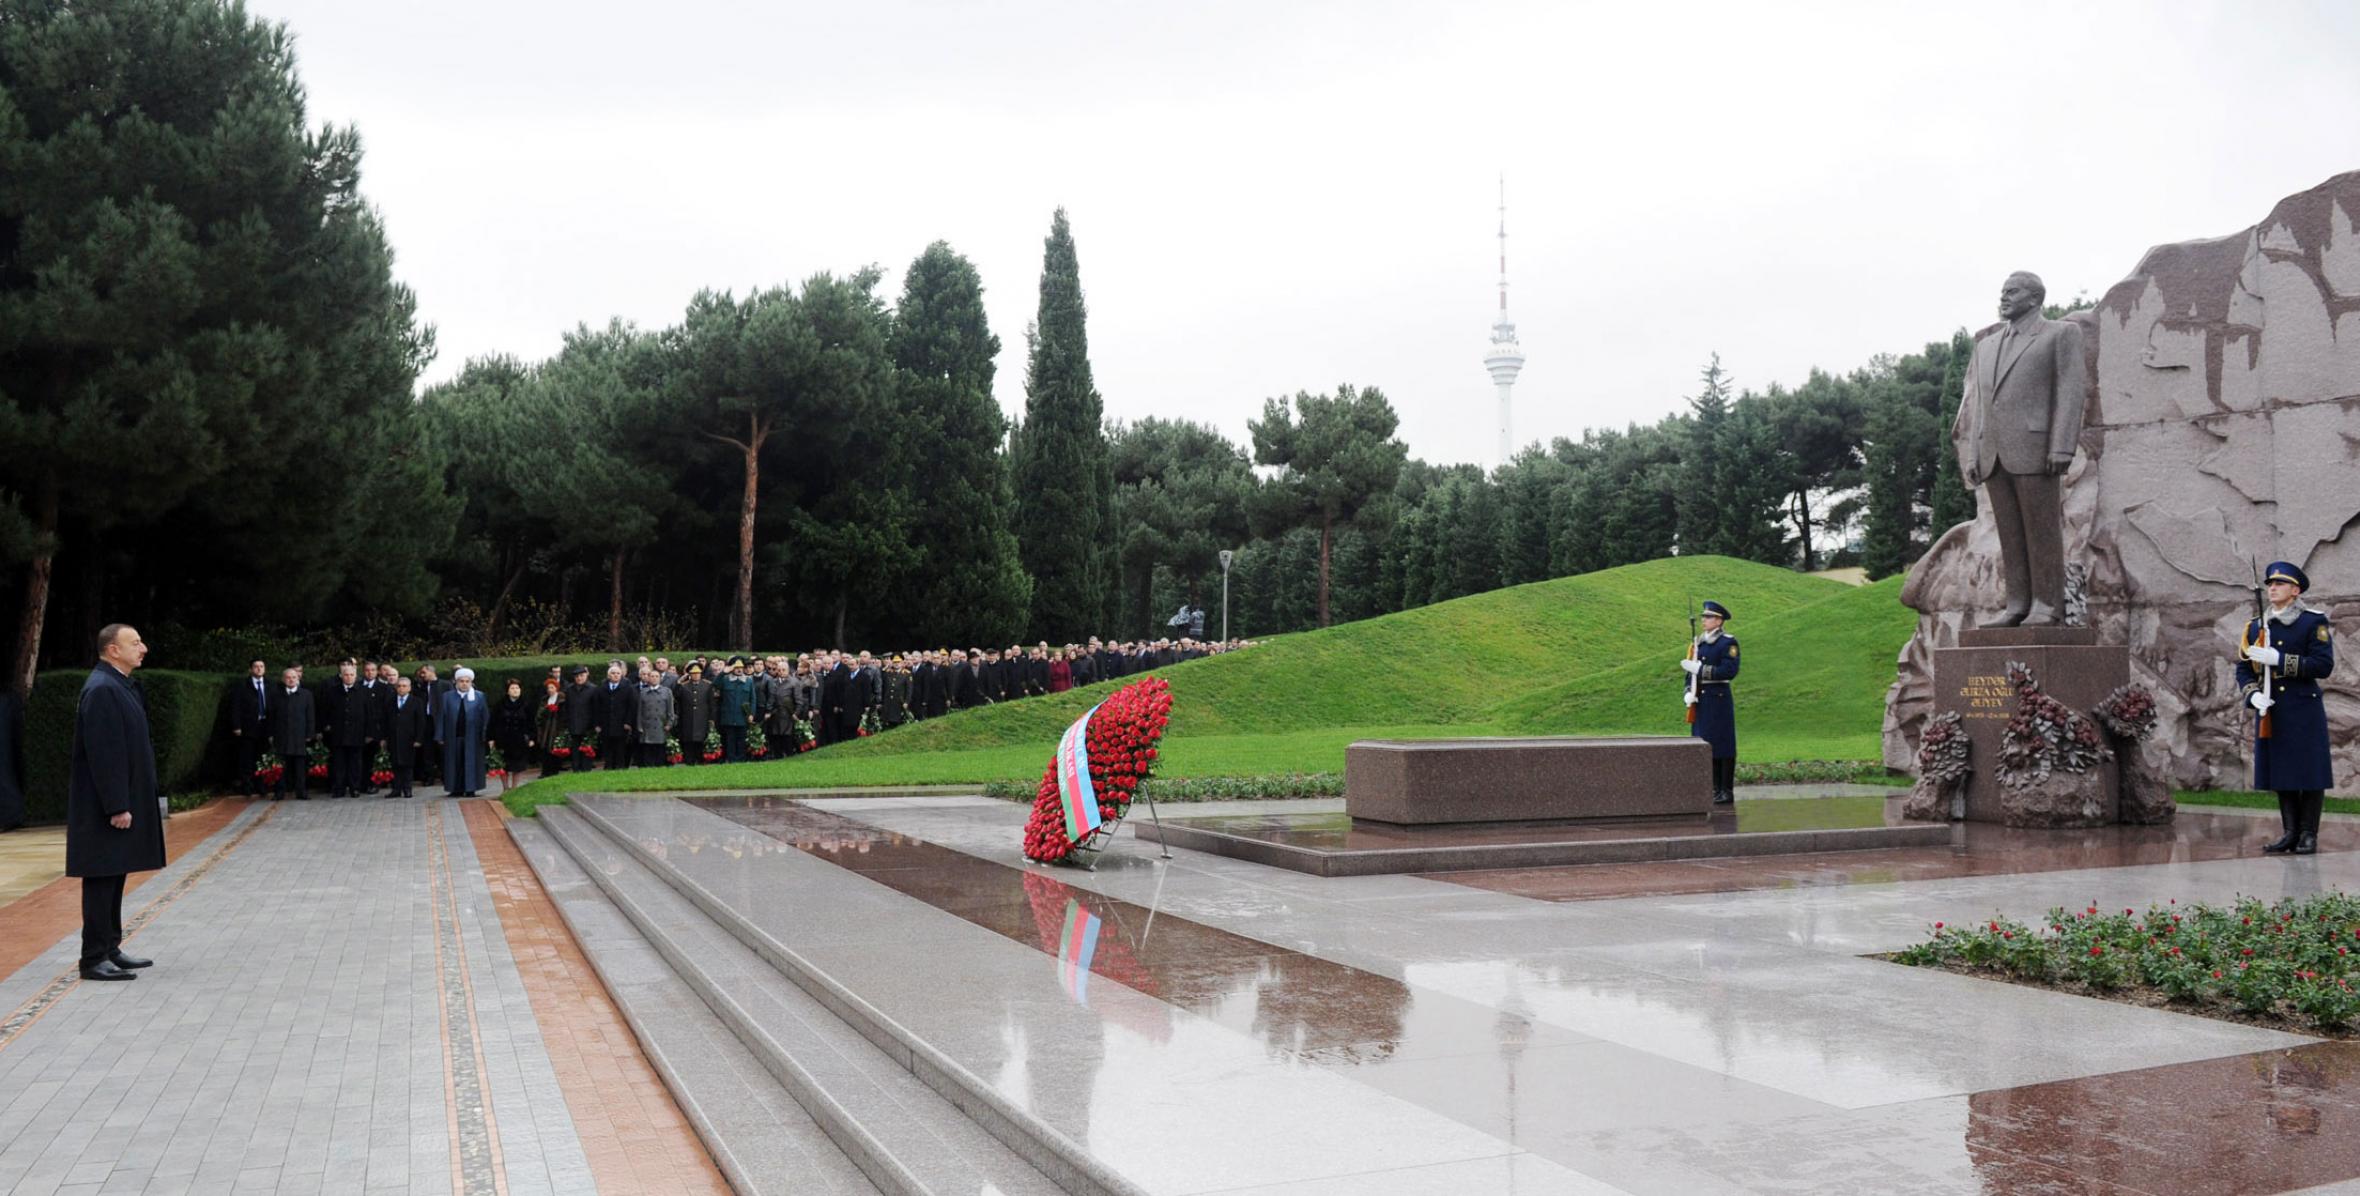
[1344,737,1711,826]
[1933,627,2128,823]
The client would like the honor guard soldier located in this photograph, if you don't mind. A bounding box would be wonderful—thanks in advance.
[1683,600,1741,805]
[2237,561,2336,855]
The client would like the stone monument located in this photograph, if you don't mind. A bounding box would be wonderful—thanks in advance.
[1955,271,2087,627]
[1889,170,2360,799]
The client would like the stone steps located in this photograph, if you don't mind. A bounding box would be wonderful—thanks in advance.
[507,817,881,1196]
[528,806,1081,1196]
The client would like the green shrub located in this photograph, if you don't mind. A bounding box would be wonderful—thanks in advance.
[21,668,234,824]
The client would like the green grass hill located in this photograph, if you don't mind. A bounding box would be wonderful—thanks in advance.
[501,556,1917,810]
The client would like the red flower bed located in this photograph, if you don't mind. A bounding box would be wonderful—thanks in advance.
[1022,677,1173,865]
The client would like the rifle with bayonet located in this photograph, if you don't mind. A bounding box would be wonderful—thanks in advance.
[2248,559,2273,740]
[1685,595,1699,726]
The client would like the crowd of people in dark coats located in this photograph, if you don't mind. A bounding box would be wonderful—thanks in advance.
[223,636,1253,799]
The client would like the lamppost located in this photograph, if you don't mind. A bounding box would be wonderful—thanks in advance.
[1218,549,1234,643]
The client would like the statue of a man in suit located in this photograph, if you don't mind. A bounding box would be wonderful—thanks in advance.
[1952,271,2089,626]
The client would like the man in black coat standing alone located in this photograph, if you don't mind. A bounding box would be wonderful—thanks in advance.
[68,625,166,982]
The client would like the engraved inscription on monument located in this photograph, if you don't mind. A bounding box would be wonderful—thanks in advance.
[1958,674,2010,719]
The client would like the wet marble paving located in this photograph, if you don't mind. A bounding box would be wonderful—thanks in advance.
[1435,806,2358,903]
[618,792,2360,1194]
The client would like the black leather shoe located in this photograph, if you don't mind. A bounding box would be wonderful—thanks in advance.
[1712,789,1735,805]
[2264,836,2297,854]
[78,959,136,981]
[2296,834,2319,856]
[109,951,152,970]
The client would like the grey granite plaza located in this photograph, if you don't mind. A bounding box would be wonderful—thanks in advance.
[0,800,592,1196]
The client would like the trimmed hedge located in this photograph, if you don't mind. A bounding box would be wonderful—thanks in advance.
[21,668,235,824]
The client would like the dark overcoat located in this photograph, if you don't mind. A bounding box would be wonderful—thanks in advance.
[591,681,640,737]
[1689,633,1741,760]
[267,685,315,756]
[319,682,370,747]
[676,679,715,744]
[436,688,492,792]
[386,692,432,767]
[2236,609,2336,791]
[563,682,597,737]
[66,666,166,879]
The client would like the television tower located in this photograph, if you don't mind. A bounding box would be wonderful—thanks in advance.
[1483,174,1526,469]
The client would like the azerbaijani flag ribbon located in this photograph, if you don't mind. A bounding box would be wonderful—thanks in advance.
[1056,703,1105,842]
[1057,897,1102,1003]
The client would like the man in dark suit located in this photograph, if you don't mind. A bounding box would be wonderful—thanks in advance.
[1952,270,2089,627]
[592,662,637,770]
[563,666,597,771]
[411,665,441,787]
[67,624,165,982]
[385,677,430,798]
[355,660,389,794]
[318,663,370,798]
[266,666,316,800]
[227,658,271,796]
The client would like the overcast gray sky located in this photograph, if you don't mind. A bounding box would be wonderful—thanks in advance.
[255,0,2360,469]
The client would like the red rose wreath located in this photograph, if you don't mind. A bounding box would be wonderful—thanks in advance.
[1022,677,1173,864]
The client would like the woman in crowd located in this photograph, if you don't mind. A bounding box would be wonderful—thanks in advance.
[491,679,537,782]
[1048,648,1073,693]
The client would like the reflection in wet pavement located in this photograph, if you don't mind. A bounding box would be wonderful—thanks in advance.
[690,795,1419,1064]
[669,793,2360,1193]
[1437,808,2356,903]
[1176,794,1897,850]
[1961,1042,2360,1194]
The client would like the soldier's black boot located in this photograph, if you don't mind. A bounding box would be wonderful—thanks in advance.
[1712,759,1735,805]
[2265,791,2298,854]
[2295,790,2323,855]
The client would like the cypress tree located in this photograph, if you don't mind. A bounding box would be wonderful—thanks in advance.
[888,242,1031,646]
[1010,209,1115,640]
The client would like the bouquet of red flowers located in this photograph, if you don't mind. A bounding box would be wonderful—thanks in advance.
[1022,678,1173,865]
[702,729,723,764]
[746,722,769,760]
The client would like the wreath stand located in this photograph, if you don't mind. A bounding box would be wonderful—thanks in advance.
[1062,791,1174,869]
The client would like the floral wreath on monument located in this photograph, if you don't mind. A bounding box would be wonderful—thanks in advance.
[1022,677,1174,864]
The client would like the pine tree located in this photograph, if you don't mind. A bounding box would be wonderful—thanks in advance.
[887,242,1031,646]
[1,0,435,691]
[1248,385,1408,627]
[1676,355,1737,556]
[1009,209,1115,640]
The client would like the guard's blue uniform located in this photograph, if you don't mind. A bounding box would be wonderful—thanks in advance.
[2235,608,2336,791]
[1691,633,1739,760]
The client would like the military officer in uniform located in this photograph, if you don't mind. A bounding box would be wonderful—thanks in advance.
[2236,561,2336,855]
[1682,600,1741,805]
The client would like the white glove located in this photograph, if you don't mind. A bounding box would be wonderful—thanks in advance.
[2249,692,2276,713]
[2247,644,2283,667]
[1684,691,1698,707]
[1680,659,1703,675]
